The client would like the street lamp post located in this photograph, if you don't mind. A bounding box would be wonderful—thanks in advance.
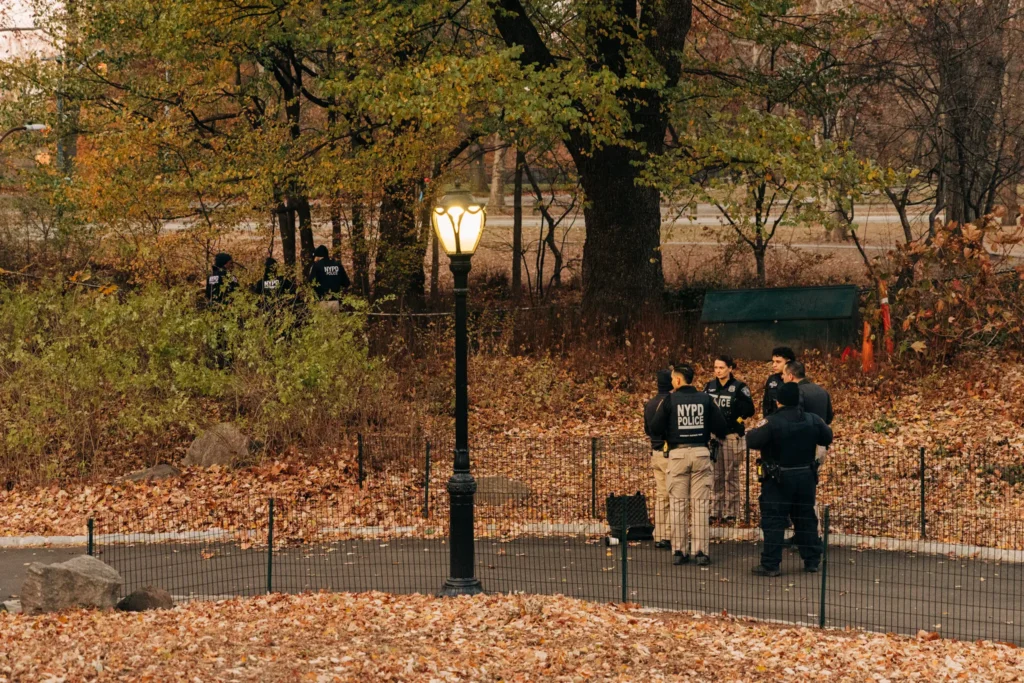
[433,186,486,598]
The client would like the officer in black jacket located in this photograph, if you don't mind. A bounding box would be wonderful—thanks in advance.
[654,364,728,566]
[309,245,351,302]
[763,346,796,417]
[252,257,296,300]
[643,369,675,550]
[206,252,237,303]
[704,355,755,523]
[745,382,833,576]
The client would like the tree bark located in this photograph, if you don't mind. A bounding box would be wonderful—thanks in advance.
[489,136,506,208]
[375,180,424,309]
[754,243,767,287]
[512,148,524,299]
[350,198,371,296]
[468,143,488,194]
[276,200,296,267]
[295,195,315,275]
[330,200,343,251]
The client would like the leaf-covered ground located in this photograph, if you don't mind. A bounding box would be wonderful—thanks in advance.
[2,592,1022,682]
[1,354,1022,547]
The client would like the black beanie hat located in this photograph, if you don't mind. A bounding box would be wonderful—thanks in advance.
[656,369,673,393]
[778,382,801,407]
[214,252,232,268]
[314,245,329,258]
[264,257,277,269]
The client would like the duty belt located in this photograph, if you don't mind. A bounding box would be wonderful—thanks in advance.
[779,465,813,471]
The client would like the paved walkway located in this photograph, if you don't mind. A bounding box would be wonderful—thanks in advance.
[3,537,1020,644]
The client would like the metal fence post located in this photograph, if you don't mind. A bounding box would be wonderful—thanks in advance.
[591,438,598,519]
[87,518,94,556]
[745,446,751,525]
[357,433,365,489]
[919,447,926,540]
[620,503,628,603]
[819,505,830,628]
[424,440,431,518]
[266,498,275,594]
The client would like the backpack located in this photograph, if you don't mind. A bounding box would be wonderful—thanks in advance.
[605,492,655,541]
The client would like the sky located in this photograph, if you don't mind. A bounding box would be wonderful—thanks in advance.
[0,0,53,60]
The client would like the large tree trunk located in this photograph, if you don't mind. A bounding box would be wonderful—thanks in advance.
[511,148,524,298]
[489,136,506,208]
[468,143,488,194]
[295,195,315,275]
[375,181,424,309]
[490,0,689,320]
[577,149,664,317]
[350,198,371,296]
[276,201,296,267]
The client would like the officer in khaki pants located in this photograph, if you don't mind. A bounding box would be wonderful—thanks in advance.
[653,364,728,566]
[643,369,675,549]
[704,355,756,524]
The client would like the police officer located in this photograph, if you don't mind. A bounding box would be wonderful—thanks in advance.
[783,360,833,465]
[654,364,728,566]
[643,369,674,550]
[206,252,237,303]
[704,355,755,524]
[745,382,833,576]
[309,245,351,303]
[252,257,296,300]
[763,346,796,417]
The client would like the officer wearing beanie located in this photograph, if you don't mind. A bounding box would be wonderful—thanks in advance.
[309,245,351,300]
[643,369,675,549]
[252,257,296,299]
[745,382,832,576]
[206,252,237,303]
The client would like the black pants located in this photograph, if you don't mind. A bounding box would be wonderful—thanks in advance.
[759,468,820,570]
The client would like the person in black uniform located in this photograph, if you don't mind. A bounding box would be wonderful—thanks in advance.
[653,364,728,566]
[309,245,351,302]
[745,382,833,576]
[206,252,237,303]
[252,257,295,300]
[704,356,755,524]
[763,346,796,417]
[643,369,675,549]
[783,360,834,465]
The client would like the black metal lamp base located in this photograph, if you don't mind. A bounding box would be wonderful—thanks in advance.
[437,577,484,597]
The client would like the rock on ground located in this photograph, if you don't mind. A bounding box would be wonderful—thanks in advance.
[119,464,182,483]
[20,555,122,614]
[116,586,173,612]
[184,423,251,468]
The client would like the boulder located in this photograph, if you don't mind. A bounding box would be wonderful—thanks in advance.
[1,600,21,614]
[116,586,173,612]
[20,555,122,614]
[119,463,182,483]
[184,423,251,468]
[476,476,532,506]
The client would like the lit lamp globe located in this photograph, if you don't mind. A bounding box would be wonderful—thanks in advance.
[431,187,486,257]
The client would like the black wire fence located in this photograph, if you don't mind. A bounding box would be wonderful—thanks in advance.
[91,434,1024,645]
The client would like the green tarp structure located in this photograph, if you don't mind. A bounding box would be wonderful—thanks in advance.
[701,285,860,360]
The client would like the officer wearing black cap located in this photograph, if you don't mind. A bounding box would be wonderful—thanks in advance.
[745,382,832,576]
[206,252,237,303]
[643,369,675,549]
[309,245,351,300]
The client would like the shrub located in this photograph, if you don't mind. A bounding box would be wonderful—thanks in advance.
[0,280,390,483]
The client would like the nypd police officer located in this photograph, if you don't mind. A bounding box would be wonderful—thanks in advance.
[654,364,728,566]
[206,252,237,303]
[704,355,755,523]
[745,382,832,576]
[643,369,675,549]
[309,245,351,302]
[762,346,796,417]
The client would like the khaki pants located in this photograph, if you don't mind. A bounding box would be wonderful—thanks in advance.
[667,446,713,555]
[713,434,746,519]
[650,451,672,541]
